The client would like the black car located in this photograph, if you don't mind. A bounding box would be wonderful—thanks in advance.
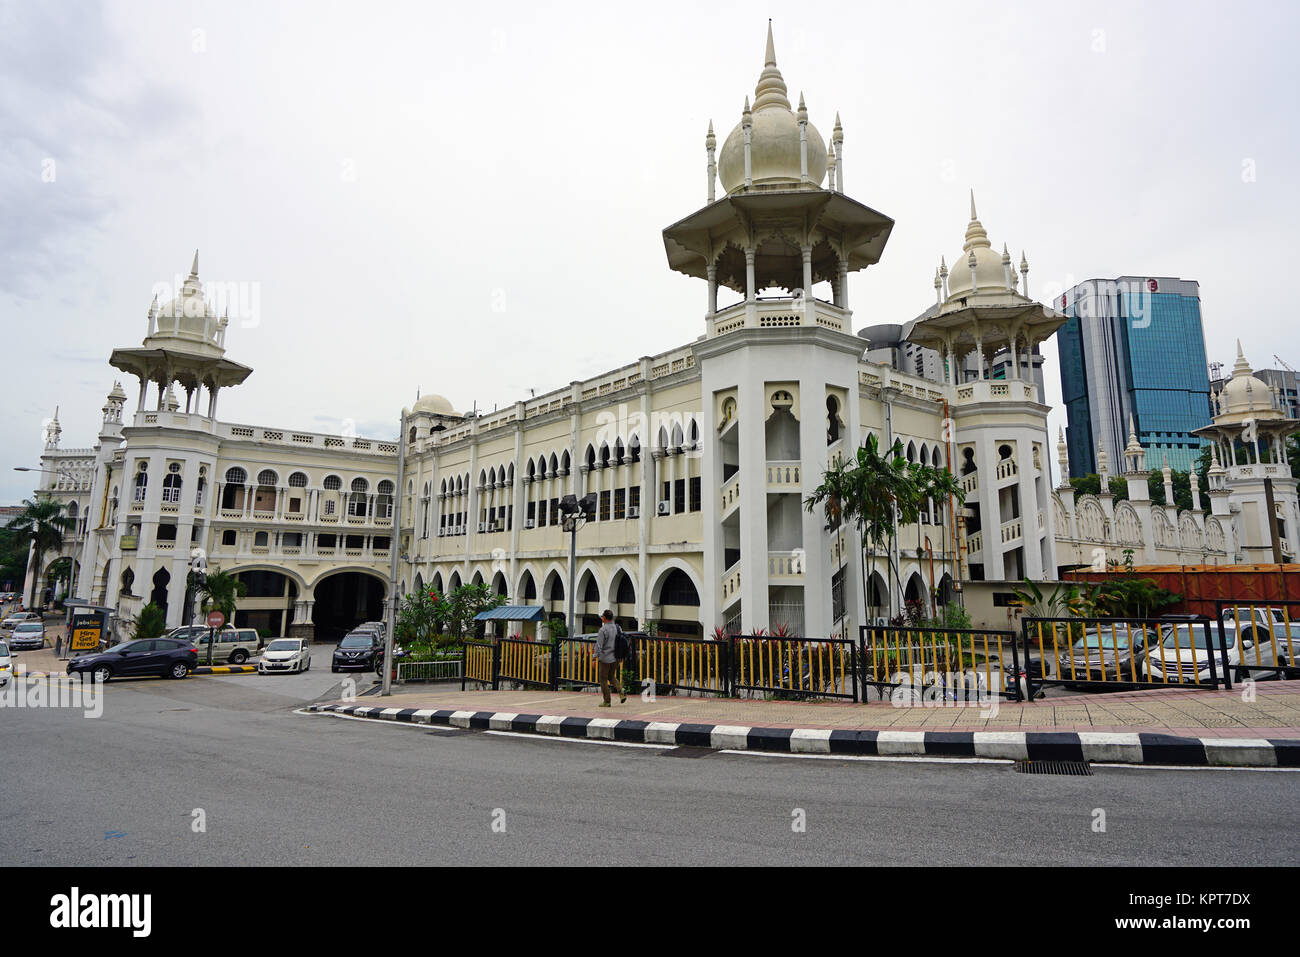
[332,632,382,672]
[68,637,198,682]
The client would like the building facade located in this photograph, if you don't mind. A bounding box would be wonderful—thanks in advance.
[34,27,1289,642]
[1058,276,1211,477]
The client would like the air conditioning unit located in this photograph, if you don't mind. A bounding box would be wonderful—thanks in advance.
[627,506,639,518]
[657,501,671,516]
[477,522,486,532]
[524,519,535,529]
[436,529,444,537]
[488,522,499,532]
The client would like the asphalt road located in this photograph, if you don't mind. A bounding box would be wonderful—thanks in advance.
[2,669,1298,866]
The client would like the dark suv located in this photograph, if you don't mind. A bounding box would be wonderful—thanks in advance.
[332,631,382,672]
[68,637,199,682]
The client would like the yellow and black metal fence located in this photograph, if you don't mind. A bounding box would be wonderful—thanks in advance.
[496,637,552,689]
[636,636,729,696]
[461,640,496,690]
[1022,617,1230,693]
[859,626,1022,702]
[1214,600,1300,682]
[556,638,599,687]
[730,636,857,700]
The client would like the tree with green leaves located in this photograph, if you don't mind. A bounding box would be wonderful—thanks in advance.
[394,586,448,646]
[1069,474,1129,501]
[440,583,506,638]
[187,568,248,665]
[806,433,916,625]
[132,602,168,641]
[5,496,75,609]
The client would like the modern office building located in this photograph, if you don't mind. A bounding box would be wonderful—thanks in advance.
[1057,276,1211,477]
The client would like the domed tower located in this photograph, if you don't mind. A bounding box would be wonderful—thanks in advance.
[662,21,893,336]
[909,196,1067,581]
[675,23,894,637]
[1194,342,1299,562]
[109,251,253,420]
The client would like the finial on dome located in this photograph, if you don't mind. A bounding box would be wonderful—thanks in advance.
[742,95,751,123]
[752,23,790,111]
[962,191,990,252]
[797,92,807,122]
[190,249,199,277]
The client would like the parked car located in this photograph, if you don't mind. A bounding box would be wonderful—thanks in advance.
[67,637,198,682]
[1048,627,1146,686]
[166,625,263,664]
[1219,606,1300,664]
[0,640,12,688]
[332,631,382,672]
[1139,622,1289,683]
[1,611,40,632]
[8,620,46,651]
[259,638,311,674]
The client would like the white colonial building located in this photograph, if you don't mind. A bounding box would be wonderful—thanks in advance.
[26,26,1294,641]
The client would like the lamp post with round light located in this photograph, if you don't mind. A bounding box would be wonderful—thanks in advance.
[557,492,597,639]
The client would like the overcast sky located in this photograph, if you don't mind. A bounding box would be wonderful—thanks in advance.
[2,0,1297,503]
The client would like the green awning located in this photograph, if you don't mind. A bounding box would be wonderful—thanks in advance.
[474,605,546,622]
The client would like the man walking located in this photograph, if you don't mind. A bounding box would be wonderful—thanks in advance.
[592,610,626,707]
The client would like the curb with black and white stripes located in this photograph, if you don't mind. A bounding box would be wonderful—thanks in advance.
[307,704,1300,767]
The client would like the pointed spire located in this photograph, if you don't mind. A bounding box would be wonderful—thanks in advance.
[962,190,990,252]
[190,249,199,277]
[752,21,790,111]
[706,119,715,150]
[833,112,843,143]
[797,92,807,122]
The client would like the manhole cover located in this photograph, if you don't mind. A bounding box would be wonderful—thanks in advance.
[1014,760,1092,776]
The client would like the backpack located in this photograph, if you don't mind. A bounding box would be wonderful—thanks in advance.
[613,626,632,662]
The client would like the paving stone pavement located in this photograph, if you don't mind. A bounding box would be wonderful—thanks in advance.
[339,682,1300,738]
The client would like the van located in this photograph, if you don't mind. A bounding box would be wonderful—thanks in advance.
[166,625,264,665]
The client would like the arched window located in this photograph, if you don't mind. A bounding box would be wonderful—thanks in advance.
[659,569,699,607]
[257,469,278,487]
[827,396,842,445]
[288,472,308,488]
[224,467,247,485]
[377,479,394,519]
[196,472,206,506]
[348,477,369,516]
[133,468,148,503]
[162,471,182,504]
[221,529,237,546]
[323,475,342,490]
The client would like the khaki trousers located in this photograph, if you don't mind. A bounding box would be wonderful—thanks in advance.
[598,660,624,704]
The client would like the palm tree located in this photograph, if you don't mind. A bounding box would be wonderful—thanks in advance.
[188,568,248,665]
[807,434,915,626]
[6,496,75,609]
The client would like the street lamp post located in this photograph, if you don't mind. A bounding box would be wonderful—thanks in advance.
[558,492,597,639]
[381,411,408,696]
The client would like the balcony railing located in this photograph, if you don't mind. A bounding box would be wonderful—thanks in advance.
[721,563,742,605]
[768,550,806,580]
[1000,518,1023,544]
[720,473,741,518]
[766,461,801,490]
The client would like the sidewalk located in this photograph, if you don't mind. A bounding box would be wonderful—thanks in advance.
[308,683,1300,767]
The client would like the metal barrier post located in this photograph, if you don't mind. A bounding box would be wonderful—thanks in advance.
[549,639,560,691]
[1201,617,1220,689]
[850,639,859,703]
[1215,613,1233,690]
[461,644,467,692]
[1014,622,1028,702]
[727,635,736,697]
[491,641,500,691]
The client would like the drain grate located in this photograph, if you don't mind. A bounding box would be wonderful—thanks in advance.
[1015,759,1092,776]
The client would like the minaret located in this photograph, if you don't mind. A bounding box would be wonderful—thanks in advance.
[44,407,61,449]
[705,121,716,203]
[1056,426,1071,488]
[832,112,843,191]
[1123,414,1150,501]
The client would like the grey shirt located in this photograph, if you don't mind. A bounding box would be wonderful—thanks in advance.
[594,621,620,664]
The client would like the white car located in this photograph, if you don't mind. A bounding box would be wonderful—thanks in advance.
[258,637,311,674]
[1,611,40,632]
[1142,622,1289,684]
[0,640,12,687]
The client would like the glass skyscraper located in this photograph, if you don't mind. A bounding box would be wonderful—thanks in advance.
[1057,276,1211,477]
